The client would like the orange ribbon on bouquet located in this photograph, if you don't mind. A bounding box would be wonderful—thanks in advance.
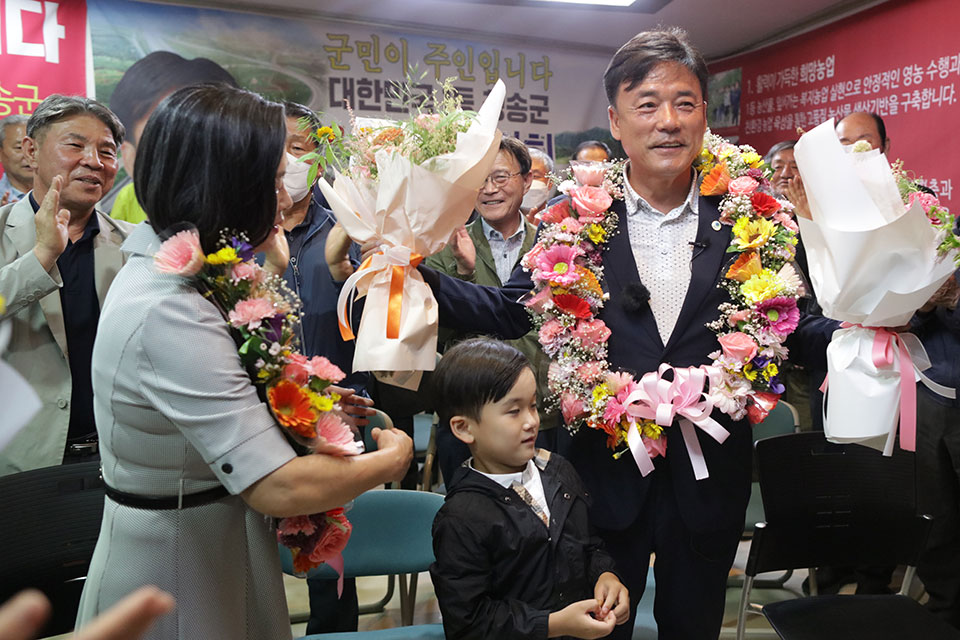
[337,247,423,342]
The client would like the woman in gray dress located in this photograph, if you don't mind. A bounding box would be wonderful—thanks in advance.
[76,84,413,639]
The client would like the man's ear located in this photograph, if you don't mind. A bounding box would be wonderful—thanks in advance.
[449,416,475,445]
[608,105,621,142]
[21,136,38,169]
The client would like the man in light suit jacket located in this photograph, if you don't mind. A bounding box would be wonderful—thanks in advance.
[0,94,131,474]
[414,29,833,639]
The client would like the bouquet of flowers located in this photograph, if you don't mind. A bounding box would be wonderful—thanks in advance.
[154,228,358,574]
[794,119,959,454]
[697,132,804,425]
[307,76,505,389]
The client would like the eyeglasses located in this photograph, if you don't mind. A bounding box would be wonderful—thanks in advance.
[483,171,521,188]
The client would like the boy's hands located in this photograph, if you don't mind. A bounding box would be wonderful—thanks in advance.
[547,599,615,639]
[594,572,630,625]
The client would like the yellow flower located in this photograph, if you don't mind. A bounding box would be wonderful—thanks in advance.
[586,224,607,244]
[640,421,664,439]
[317,126,334,138]
[311,393,334,413]
[592,383,611,407]
[763,363,779,379]
[0,293,5,314]
[743,363,759,381]
[741,151,762,167]
[206,247,240,265]
[732,216,776,250]
[717,144,736,160]
[740,269,785,304]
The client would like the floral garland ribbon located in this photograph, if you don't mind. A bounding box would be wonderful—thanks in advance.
[154,228,358,587]
[522,132,802,479]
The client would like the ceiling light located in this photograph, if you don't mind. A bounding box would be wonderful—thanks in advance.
[528,0,638,6]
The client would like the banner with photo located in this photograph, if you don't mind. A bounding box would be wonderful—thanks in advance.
[708,0,960,206]
[86,0,614,164]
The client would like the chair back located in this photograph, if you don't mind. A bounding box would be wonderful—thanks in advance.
[752,400,798,442]
[281,489,444,578]
[0,461,105,634]
[747,432,929,576]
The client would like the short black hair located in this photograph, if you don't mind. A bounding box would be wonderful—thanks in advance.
[499,136,531,175]
[764,140,797,164]
[282,101,322,133]
[835,111,889,151]
[110,51,237,143]
[432,338,532,436]
[573,139,612,161]
[136,84,285,253]
[27,94,125,146]
[603,27,708,107]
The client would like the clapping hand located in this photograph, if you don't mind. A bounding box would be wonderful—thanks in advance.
[33,175,70,271]
[449,225,476,276]
[784,175,812,220]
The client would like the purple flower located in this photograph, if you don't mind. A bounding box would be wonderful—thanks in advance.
[263,314,285,343]
[768,376,785,395]
[755,296,799,335]
[231,237,255,262]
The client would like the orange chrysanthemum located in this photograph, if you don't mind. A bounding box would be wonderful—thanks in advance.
[575,267,604,298]
[700,162,731,196]
[725,251,763,282]
[372,127,404,146]
[268,380,318,438]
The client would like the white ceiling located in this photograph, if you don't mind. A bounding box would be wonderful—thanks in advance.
[152,0,890,61]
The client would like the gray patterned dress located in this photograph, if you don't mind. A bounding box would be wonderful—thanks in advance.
[76,224,298,639]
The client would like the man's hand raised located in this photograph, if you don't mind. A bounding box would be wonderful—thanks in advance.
[33,176,70,272]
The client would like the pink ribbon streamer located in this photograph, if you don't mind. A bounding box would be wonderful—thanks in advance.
[328,552,345,598]
[622,364,729,480]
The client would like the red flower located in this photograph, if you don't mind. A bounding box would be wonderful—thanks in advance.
[553,294,592,319]
[540,199,573,224]
[750,192,781,217]
[308,509,352,565]
[268,380,318,438]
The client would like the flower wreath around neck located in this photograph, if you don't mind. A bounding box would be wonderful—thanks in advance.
[522,132,803,469]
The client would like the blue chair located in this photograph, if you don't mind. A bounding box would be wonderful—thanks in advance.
[281,489,445,628]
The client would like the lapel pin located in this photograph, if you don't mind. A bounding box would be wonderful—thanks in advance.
[711,220,722,231]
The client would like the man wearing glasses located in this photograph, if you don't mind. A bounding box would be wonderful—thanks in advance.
[426,137,559,483]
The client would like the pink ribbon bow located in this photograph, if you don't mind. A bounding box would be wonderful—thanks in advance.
[622,364,730,480]
[820,324,918,455]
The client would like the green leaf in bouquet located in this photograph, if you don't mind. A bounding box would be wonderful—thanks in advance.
[238,334,272,369]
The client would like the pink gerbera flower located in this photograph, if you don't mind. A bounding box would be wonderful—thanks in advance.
[535,245,582,286]
[755,296,799,335]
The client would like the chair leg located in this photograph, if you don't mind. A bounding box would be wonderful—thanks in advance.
[421,424,437,492]
[807,567,819,596]
[899,565,918,597]
[358,574,395,615]
[736,575,753,640]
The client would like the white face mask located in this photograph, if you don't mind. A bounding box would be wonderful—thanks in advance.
[283,152,312,203]
[522,180,550,210]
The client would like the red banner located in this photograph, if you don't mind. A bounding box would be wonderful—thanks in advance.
[0,0,89,117]
[710,0,960,206]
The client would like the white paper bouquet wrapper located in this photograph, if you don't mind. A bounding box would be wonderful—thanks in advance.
[0,321,42,450]
[795,119,957,451]
[319,80,505,389]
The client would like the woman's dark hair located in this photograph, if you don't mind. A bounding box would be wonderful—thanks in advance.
[603,27,708,107]
[432,338,532,433]
[136,84,285,253]
[110,51,237,144]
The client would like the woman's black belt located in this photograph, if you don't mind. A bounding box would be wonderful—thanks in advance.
[105,484,229,510]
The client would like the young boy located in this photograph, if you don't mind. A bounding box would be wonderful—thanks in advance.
[429,338,629,640]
